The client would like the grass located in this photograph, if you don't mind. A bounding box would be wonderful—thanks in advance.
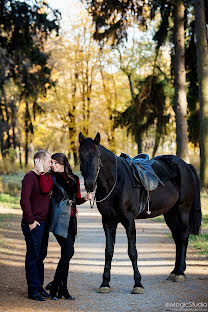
[0,172,24,196]
[201,214,208,229]
[189,234,208,257]
[152,215,165,222]
[0,172,23,207]
[0,193,20,209]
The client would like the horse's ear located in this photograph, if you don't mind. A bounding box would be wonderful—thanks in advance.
[79,132,85,144]
[94,132,100,145]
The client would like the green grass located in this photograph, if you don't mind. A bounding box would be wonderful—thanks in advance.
[0,193,20,204]
[152,215,165,222]
[189,234,208,257]
[0,172,24,196]
[0,193,20,209]
[201,214,208,229]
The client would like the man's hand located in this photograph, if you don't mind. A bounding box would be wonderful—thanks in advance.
[29,220,40,231]
[84,193,92,201]
[35,158,44,174]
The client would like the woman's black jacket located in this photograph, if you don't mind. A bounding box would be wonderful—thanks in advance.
[49,172,79,238]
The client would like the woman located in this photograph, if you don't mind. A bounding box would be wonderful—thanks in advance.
[39,153,91,300]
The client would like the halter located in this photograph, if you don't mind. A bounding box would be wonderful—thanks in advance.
[88,155,118,209]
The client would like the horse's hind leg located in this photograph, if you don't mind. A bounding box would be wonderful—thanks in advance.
[122,217,144,294]
[98,219,117,293]
[164,208,189,282]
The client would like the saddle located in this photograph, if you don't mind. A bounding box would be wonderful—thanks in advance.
[120,153,164,191]
[119,153,176,216]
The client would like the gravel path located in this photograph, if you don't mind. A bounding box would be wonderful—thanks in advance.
[0,180,207,312]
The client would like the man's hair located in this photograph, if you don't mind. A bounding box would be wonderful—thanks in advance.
[34,150,50,161]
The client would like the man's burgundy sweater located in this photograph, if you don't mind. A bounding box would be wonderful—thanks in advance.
[20,171,51,224]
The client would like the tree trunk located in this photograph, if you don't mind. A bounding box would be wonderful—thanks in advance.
[137,132,142,154]
[0,103,6,157]
[19,144,22,168]
[194,0,208,186]
[25,101,29,166]
[100,69,116,153]
[152,134,160,157]
[11,100,17,149]
[173,0,189,162]
[68,69,78,167]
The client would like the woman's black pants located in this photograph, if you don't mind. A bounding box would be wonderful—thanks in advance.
[54,218,76,285]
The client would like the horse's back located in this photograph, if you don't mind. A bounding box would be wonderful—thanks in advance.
[153,155,195,189]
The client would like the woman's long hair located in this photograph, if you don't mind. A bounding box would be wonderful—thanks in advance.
[51,153,75,180]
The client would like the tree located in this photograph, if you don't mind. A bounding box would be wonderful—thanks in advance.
[186,20,200,147]
[173,0,189,162]
[84,0,190,160]
[99,68,117,153]
[194,0,208,186]
[0,0,60,164]
[115,74,169,155]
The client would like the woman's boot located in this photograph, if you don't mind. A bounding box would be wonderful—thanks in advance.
[45,281,53,290]
[48,279,59,300]
[58,281,75,300]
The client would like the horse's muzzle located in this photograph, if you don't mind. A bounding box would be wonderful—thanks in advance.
[84,180,96,192]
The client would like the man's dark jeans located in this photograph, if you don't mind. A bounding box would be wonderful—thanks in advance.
[21,221,49,296]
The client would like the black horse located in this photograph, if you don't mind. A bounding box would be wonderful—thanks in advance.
[79,132,202,294]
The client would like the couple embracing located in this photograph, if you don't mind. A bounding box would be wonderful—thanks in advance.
[20,150,92,301]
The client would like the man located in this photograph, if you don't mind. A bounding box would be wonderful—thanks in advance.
[21,150,52,301]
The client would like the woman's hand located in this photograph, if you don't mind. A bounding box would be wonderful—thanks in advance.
[84,193,92,201]
[35,158,44,174]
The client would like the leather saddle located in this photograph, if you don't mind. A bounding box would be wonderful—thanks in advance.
[119,152,164,191]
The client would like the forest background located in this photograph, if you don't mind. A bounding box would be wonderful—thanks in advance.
[0,0,208,186]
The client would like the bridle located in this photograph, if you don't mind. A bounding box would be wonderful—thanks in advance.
[80,149,118,209]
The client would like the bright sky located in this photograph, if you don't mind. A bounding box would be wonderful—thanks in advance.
[48,0,83,28]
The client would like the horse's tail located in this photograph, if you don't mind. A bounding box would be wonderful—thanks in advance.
[188,164,202,235]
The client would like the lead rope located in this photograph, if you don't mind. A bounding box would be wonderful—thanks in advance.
[89,156,118,209]
[89,184,97,209]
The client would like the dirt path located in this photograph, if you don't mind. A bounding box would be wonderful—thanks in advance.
[0,182,207,312]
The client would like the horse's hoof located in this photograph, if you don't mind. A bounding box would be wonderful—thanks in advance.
[97,287,111,293]
[167,273,176,280]
[173,275,186,282]
[131,287,144,294]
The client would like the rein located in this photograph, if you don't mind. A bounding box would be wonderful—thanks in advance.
[89,155,118,209]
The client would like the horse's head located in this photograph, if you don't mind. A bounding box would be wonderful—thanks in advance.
[79,132,101,192]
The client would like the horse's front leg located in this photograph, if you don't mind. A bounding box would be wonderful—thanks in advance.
[122,216,144,294]
[98,218,117,293]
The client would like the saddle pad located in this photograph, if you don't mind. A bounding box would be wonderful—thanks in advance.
[151,159,177,184]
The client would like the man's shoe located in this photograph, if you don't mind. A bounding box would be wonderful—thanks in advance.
[40,288,50,298]
[28,293,46,301]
